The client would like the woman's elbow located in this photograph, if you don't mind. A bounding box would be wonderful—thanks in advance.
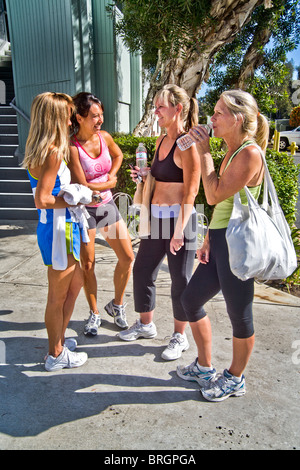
[34,194,52,209]
[206,194,217,206]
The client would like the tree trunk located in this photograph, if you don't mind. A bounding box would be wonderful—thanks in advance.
[133,0,269,136]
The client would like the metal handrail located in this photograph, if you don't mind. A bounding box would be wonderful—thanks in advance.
[10,97,30,123]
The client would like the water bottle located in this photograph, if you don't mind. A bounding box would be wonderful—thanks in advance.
[136,142,148,176]
[177,123,212,151]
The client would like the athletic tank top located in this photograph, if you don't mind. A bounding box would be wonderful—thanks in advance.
[209,141,262,230]
[27,160,72,224]
[71,133,112,206]
[151,135,184,183]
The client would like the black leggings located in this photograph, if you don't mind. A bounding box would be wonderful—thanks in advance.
[133,213,197,321]
[181,228,255,339]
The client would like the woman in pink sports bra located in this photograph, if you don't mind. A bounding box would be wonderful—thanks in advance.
[69,92,134,335]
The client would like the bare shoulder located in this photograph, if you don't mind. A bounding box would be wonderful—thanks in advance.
[236,143,262,168]
[100,130,113,143]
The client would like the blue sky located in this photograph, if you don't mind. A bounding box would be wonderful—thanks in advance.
[287,47,300,77]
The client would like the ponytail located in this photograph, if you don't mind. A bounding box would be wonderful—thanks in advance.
[255,113,269,153]
[186,97,199,131]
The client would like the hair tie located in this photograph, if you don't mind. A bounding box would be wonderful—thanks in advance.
[257,112,260,117]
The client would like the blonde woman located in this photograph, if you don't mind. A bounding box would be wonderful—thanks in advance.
[23,92,88,372]
[177,90,269,401]
[119,85,201,361]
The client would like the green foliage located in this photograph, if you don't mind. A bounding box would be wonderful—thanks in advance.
[108,0,211,65]
[204,0,300,117]
[112,133,157,197]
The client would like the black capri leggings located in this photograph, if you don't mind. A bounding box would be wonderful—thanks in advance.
[181,228,255,339]
[133,213,197,321]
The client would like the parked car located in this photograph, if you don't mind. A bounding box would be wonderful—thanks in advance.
[276,126,300,151]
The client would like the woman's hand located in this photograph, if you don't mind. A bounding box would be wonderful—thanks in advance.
[189,125,210,154]
[170,234,184,256]
[106,173,117,188]
[197,234,210,264]
[130,165,150,183]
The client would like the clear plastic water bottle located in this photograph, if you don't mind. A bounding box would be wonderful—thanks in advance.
[177,123,212,151]
[136,142,148,176]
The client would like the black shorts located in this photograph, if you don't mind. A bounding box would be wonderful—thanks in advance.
[86,199,122,229]
[181,228,255,339]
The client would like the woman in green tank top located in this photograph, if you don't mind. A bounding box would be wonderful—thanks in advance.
[176,90,270,402]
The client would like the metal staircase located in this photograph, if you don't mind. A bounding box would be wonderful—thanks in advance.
[0,105,37,220]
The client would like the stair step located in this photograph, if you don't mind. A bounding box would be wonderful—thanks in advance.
[0,180,31,192]
[0,207,38,220]
[0,144,18,155]
[0,134,19,144]
[0,192,35,208]
[0,107,37,220]
[0,155,19,166]
[0,124,18,134]
[0,167,28,179]
[0,106,16,115]
[0,115,17,124]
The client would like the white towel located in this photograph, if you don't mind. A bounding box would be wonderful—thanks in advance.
[52,184,93,270]
[61,183,93,205]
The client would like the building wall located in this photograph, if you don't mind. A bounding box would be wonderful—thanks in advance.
[6,0,141,155]
[6,0,76,154]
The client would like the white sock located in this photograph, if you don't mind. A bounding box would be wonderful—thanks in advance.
[196,361,214,372]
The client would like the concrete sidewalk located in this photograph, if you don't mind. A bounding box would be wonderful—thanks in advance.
[0,220,299,451]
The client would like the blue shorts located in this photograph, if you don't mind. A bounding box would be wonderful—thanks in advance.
[36,220,81,267]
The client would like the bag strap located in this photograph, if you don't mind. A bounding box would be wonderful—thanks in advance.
[223,140,253,172]
[234,142,281,211]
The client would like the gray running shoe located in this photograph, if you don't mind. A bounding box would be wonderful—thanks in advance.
[45,346,88,372]
[201,369,246,402]
[84,311,101,336]
[105,300,128,329]
[177,358,216,388]
[118,319,157,341]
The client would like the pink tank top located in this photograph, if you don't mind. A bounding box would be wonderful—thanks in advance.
[72,133,112,206]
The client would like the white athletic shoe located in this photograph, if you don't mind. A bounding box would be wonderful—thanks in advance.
[161,332,189,361]
[84,311,101,336]
[118,319,157,341]
[45,346,88,372]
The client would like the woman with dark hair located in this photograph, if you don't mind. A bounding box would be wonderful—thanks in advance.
[69,92,134,335]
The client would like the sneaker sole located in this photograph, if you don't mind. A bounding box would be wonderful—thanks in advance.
[176,367,216,387]
[176,368,201,383]
[201,388,246,402]
[45,354,88,372]
[119,332,157,341]
[84,329,99,336]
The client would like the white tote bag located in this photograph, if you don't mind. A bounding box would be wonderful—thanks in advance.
[226,145,297,281]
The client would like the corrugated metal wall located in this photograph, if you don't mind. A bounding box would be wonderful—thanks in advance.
[6,0,142,154]
[91,0,117,133]
[91,0,142,134]
[6,0,76,154]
